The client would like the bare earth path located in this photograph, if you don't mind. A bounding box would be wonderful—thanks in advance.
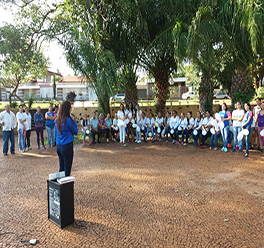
[1,135,264,247]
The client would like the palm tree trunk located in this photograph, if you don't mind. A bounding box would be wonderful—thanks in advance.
[230,69,251,106]
[199,77,213,114]
[123,70,138,106]
[154,72,169,115]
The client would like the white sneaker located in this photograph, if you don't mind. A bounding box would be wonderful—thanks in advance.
[107,139,109,143]
[137,141,141,144]
[209,147,212,150]
[19,149,24,153]
[135,140,138,143]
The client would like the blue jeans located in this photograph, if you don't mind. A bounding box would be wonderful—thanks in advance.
[146,127,154,140]
[221,126,229,148]
[181,129,188,143]
[3,130,15,154]
[165,126,170,141]
[210,132,221,147]
[228,130,233,144]
[46,126,55,147]
[136,124,142,141]
[192,129,202,145]
[243,126,251,154]
[18,128,25,150]
[155,126,164,139]
[57,142,74,176]
[82,130,91,142]
[233,126,242,150]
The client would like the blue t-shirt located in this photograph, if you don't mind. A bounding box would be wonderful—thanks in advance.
[243,111,253,128]
[105,118,112,129]
[219,110,231,127]
[55,117,78,145]
[46,112,55,128]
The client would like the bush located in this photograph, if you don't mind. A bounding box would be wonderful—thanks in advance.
[66,91,77,102]
[28,93,36,109]
[10,102,18,108]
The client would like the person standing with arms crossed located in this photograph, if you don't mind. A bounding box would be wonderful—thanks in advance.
[55,101,78,176]
[34,106,46,149]
[45,106,56,148]
[0,104,17,155]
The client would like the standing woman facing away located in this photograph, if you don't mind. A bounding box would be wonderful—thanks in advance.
[55,101,78,176]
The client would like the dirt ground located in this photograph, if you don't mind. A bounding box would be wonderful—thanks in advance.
[1,132,264,247]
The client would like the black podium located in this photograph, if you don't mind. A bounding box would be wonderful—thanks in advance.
[47,179,74,228]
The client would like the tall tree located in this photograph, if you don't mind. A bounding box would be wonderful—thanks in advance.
[0,24,48,103]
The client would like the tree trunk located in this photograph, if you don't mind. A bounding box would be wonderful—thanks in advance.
[199,77,213,115]
[154,72,169,115]
[230,69,252,106]
[122,70,138,107]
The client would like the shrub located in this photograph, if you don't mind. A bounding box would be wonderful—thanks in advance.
[28,93,36,109]
[10,102,18,108]
[255,87,264,99]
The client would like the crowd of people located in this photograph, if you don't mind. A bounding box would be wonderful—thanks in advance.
[0,98,263,160]
[82,99,264,158]
[0,104,58,155]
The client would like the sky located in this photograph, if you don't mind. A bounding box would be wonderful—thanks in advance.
[0,5,75,76]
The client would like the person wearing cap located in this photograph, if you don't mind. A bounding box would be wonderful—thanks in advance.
[232,101,244,153]
[0,104,17,155]
[192,111,203,146]
[170,110,179,144]
[255,101,264,153]
[241,102,253,157]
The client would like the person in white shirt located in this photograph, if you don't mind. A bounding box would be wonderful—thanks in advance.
[24,107,32,150]
[232,101,245,152]
[125,102,135,142]
[209,117,221,150]
[117,103,126,145]
[170,110,179,144]
[0,104,17,155]
[155,112,164,142]
[81,114,91,145]
[182,111,194,146]
[192,111,203,146]
[16,105,27,152]
[200,111,213,148]
[177,113,188,145]
[164,111,171,143]
[140,112,148,142]
[146,112,155,141]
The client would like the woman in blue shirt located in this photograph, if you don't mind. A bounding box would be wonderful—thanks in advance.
[55,101,78,176]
